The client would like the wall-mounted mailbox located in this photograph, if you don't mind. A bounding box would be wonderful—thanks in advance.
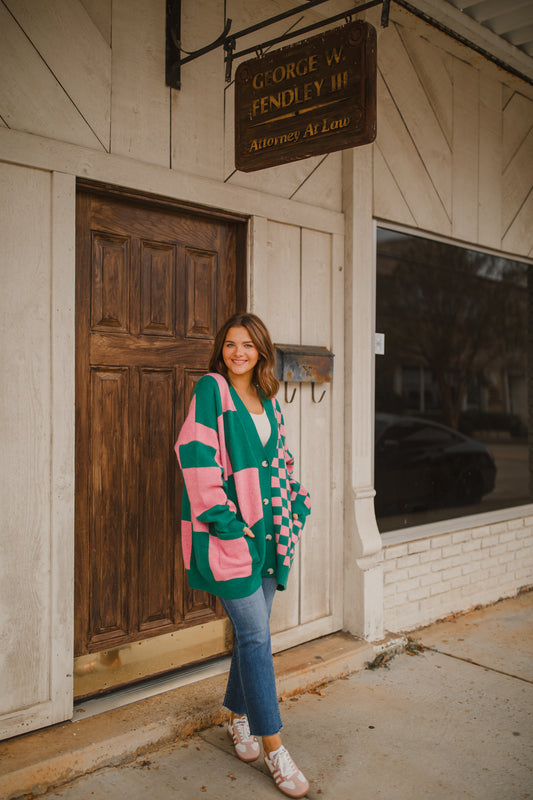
[274,344,334,403]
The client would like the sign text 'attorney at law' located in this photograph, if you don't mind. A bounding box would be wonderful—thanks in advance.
[234,20,377,172]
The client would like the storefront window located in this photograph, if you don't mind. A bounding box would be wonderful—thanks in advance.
[375,227,531,533]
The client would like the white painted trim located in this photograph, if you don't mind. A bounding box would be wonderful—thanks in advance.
[343,147,384,642]
[50,171,76,722]
[0,170,76,740]
[374,219,532,550]
[330,231,346,632]
[0,128,344,236]
[248,216,268,314]
[381,504,533,547]
[394,0,533,83]
[271,615,338,653]
[374,217,533,265]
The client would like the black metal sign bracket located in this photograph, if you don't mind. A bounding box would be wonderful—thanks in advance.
[166,0,389,89]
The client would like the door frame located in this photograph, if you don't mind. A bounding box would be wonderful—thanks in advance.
[74,179,248,694]
[0,171,76,741]
[76,180,248,327]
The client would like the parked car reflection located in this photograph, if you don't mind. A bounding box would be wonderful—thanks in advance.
[374,414,497,516]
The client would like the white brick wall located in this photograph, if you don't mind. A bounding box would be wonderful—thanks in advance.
[382,513,533,632]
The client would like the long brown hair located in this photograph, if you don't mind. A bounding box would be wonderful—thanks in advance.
[209,313,280,399]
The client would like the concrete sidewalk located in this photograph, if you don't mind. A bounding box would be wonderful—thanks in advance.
[2,592,532,800]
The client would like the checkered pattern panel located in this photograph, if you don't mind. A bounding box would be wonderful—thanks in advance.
[270,403,305,568]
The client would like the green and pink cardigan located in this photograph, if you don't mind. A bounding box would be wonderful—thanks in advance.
[175,373,311,599]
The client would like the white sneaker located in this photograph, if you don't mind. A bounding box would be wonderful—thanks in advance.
[264,745,310,798]
[227,715,260,762]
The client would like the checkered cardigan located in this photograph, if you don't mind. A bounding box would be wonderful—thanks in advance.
[175,373,311,599]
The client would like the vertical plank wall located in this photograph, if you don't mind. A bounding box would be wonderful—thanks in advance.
[0,164,51,722]
[223,0,344,207]
[111,0,170,166]
[0,1,347,737]
[1,0,529,253]
[0,165,75,739]
[0,0,109,150]
[369,5,533,258]
[1,0,531,738]
[251,218,344,649]
[0,0,346,209]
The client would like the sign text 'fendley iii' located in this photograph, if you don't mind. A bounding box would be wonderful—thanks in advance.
[235,20,377,172]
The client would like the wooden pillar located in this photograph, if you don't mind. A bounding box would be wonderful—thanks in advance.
[529,265,533,499]
[342,146,384,641]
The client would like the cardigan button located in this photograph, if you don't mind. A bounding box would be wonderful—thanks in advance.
[267,568,274,575]
[263,498,269,505]
[262,460,269,467]
[266,534,272,541]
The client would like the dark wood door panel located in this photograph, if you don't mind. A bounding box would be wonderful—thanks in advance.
[185,587,218,622]
[138,368,175,632]
[141,242,176,336]
[88,367,130,648]
[89,333,214,367]
[91,232,130,332]
[75,186,246,661]
[185,248,218,338]
[87,195,226,251]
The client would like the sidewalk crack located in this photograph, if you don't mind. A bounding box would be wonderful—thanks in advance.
[423,646,533,685]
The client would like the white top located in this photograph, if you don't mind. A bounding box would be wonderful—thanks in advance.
[250,409,272,446]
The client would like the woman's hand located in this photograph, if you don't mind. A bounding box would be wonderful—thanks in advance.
[243,517,297,537]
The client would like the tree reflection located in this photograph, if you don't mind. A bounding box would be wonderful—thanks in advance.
[376,235,527,431]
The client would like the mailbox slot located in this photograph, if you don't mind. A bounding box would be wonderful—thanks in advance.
[274,344,334,403]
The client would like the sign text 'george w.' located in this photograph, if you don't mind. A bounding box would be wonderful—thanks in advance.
[234,20,377,172]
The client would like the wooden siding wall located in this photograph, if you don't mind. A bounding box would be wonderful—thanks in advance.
[0,0,343,208]
[250,219,344,646]
[0,164,75,738]
[370,5,533,258]
[1,0,530,254]
[0,165,53,719]
[0,0,532,738]
[0,0,346,737]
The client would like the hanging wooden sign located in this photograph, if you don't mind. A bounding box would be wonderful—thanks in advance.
[234,20,377,172]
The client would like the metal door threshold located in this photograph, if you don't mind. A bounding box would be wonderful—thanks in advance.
[73,656,231,721]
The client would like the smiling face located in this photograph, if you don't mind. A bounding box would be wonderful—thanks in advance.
[222,326,260,382]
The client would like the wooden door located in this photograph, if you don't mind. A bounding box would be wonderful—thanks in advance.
[75,184,246,694]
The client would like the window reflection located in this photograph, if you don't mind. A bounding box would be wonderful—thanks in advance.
[375,228,530,532]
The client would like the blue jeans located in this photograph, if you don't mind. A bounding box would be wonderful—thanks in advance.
[220,577,282,737]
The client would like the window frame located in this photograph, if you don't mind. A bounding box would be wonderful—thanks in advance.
[372,219,533,544]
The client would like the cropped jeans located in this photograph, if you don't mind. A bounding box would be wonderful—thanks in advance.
[219,577,282,737]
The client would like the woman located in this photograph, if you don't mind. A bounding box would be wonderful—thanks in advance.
[175,312,311,798]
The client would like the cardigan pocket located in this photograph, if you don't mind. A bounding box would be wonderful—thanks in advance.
[208,535,254,582]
